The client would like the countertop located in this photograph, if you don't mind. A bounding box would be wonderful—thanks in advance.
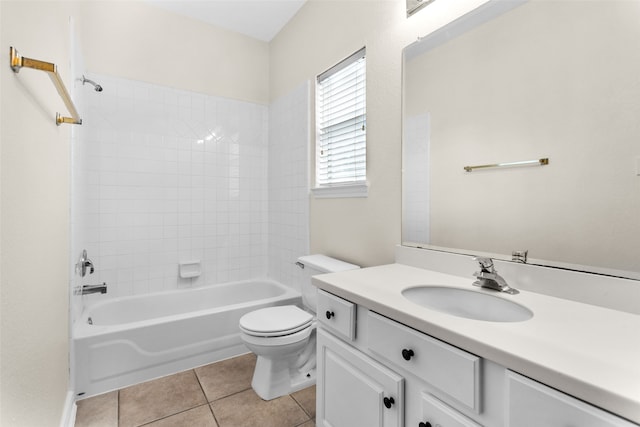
[312,263,640,424]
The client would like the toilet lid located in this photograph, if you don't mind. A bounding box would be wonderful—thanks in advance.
[240,306,313,337]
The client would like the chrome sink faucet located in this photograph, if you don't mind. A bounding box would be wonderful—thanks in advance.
[472,257,519,295]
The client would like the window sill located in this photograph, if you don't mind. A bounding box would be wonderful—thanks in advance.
[311,182,369,199]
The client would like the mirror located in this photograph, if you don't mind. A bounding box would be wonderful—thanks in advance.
[402,0,640,280]
[407,0,436,17]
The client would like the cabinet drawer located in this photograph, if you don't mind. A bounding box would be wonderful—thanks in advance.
[367,311,480,412]
[507,371,637,427]
[421,393,482,427]
[317,290,356,341]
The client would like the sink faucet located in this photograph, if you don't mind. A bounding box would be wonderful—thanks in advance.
[472,257,519,295]
[74,283,107,296]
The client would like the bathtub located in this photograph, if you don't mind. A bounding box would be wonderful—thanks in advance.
[73,279,300,398]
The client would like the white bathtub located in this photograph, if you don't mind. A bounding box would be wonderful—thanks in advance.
[73,279,300,397]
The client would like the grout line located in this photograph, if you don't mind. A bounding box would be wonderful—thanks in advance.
[208,386,252,403]
[192,367,222,426]
[193,368,210,402]
[136,402,213,427]
[124,369,212,426]
[117,390,120,426]
[208,403,221,427]
[290,394,309,418]
[290,390,314,419]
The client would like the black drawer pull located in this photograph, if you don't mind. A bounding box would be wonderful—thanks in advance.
[418,422,432,427]
[325,310,335,320]
[401,348,414,361]
[383,396,395,409]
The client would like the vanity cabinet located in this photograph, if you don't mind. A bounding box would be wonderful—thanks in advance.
[316,291,490,427]
[316,290,639,427]
[317,328,404,427]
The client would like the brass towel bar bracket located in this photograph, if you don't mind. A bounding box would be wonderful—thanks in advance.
[9,46,82,126]
[464,158,549,172]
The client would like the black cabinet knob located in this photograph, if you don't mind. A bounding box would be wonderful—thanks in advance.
[402,348,415,361]
[418,422,432,427]
[383,396,395,409]
[325,310,335,320]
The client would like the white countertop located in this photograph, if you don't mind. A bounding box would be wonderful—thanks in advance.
[312,263,640,424]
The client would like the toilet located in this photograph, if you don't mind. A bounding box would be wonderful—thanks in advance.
[239,254,359,400]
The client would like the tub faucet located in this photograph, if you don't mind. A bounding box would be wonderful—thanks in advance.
[74,283,107,296]
[472,257,519,295]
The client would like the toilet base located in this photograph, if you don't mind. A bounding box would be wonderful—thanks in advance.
[250,330,317,401]
[251,359,316,400]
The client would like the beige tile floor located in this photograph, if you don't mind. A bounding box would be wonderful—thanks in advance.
[75,353,316,427]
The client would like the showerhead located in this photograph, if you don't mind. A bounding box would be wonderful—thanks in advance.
[81,75,103,92]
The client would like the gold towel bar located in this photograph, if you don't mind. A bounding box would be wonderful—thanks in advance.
[464,158,549,172]
[9,46,82,126]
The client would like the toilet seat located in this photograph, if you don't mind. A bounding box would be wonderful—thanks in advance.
[239,305,313,337]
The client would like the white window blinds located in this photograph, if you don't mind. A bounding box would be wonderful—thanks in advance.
[316,48,366,188]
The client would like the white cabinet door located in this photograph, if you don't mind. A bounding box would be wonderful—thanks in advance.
[507,371,638,427]
[317,328,404,427]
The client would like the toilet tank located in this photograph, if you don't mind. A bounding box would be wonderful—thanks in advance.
[297,254,360,312]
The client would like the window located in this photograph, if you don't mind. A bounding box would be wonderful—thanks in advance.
[314,47,367,198]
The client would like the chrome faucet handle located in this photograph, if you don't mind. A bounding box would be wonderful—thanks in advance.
[76,249,95,277]
[85,259,95,275]
[473,256,495,272]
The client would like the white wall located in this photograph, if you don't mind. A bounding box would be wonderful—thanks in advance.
[270,0,489,267]
[79,0,270,105]
[0,1,75,424]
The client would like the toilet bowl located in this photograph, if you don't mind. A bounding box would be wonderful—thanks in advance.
[239,255,359,400]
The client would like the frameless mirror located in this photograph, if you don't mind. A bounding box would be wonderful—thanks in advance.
[407,0,436,17]
[402,0,640,280]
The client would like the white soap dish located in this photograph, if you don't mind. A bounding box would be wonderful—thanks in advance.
[179,260,201,279]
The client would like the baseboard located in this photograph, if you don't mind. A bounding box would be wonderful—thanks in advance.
[59,390,77,427]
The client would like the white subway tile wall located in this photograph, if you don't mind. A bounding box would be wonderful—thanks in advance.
[268,82,310,291]
[73,74,271,299]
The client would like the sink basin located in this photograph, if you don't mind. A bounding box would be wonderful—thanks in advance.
[402,286,533,322]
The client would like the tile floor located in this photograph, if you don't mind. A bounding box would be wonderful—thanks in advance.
[75,353,316,427]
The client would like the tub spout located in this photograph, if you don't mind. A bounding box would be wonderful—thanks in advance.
[75,283,107,295]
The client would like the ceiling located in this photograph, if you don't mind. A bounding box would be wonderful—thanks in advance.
[145,0,307,42]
